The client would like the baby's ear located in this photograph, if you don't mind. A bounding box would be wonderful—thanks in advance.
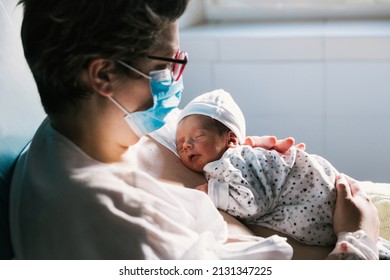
[227,131,239,148]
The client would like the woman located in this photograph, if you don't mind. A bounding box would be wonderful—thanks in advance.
[9,0,379,259]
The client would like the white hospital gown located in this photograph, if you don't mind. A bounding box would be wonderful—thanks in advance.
[204,145,338,246]
[9,118,292,259]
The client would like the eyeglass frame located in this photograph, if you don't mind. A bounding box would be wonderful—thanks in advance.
[148,50,188,81]
[117,50,188,81]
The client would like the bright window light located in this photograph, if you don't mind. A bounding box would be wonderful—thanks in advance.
[204,0,390,21]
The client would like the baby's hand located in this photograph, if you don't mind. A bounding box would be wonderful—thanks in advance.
[195,183,208,194]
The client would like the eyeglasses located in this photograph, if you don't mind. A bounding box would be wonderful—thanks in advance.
[147,50,188,81]
[117,50,188,82]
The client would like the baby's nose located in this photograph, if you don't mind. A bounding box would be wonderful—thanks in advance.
[183,139,193,150]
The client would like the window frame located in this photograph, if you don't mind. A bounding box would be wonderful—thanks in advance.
[203,0,390,22]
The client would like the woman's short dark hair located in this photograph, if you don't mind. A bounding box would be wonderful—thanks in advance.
[18,0,189,116]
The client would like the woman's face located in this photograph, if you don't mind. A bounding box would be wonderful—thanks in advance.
[176,115,229,173]
[111,22,181,145]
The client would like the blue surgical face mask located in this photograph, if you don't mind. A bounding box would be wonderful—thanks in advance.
[109,67,183,137]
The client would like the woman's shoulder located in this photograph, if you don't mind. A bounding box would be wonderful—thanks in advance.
[149,108,181,156]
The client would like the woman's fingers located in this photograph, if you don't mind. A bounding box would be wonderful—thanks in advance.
[273,137,295,153]
[244,136,277,149]
[333,173,379,242]
[244,135,305,154]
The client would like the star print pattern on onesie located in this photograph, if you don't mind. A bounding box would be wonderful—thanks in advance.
[204,146,338,246]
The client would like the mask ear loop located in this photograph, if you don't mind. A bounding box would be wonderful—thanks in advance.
[109,61,152,115]
[108,96,131,115]
[117,60,151,80]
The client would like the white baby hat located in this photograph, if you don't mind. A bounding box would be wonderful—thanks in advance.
[178,89,246,144]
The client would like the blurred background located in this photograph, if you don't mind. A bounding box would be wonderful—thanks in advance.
[179,0,390,182]
[1,0,390,182]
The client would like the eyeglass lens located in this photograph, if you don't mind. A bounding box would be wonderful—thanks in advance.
[147,50,188,81]
[172,51,187,81]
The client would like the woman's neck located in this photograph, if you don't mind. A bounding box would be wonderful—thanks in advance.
[51,113,130,163]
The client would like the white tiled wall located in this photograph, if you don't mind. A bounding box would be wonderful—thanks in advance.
[179,21,390,182]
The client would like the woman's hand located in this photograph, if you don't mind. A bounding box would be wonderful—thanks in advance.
[244,136,305,154]
[333,174,379,243]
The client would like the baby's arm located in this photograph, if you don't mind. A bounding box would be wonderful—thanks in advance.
[196,181,257,217]
[195,181,244,216]
[206,178,266,219]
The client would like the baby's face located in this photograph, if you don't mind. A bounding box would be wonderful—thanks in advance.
[176,115,229,173]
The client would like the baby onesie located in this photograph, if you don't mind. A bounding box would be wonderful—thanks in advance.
[204,146,338,246]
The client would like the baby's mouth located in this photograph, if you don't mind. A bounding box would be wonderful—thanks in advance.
[189,154,198,161]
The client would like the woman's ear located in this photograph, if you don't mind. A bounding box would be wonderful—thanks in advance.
[85,58,115,97]
[227,131,239,148]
